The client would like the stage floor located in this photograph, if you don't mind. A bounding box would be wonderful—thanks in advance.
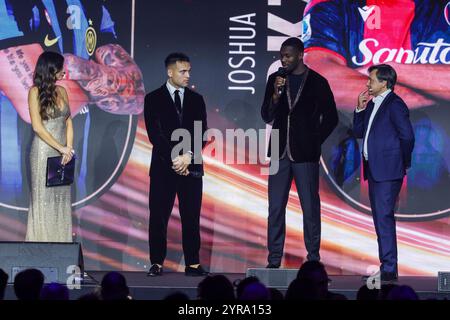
[4,272,450,300]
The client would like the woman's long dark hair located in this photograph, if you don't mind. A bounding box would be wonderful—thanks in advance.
[33,51,64,120]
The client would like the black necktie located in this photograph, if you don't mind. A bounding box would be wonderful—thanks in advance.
[174,90,182,115]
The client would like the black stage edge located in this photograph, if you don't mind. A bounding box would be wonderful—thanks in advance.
[3,272,450,300]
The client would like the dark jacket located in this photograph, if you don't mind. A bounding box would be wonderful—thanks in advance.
[353,91,415,182]
[261,68,338,162]
[144,84,207,177]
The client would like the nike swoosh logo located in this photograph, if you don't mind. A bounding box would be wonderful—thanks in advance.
[358,6,375,22]
[44,35,60,47]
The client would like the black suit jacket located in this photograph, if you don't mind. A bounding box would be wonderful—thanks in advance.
[261,68,338,162]
[144,84,207,177]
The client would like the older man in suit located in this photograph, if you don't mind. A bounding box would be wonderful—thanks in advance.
[144,52,208,277]
[353,64,415,282]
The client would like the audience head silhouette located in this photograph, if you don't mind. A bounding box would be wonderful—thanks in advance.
[13,268,44,300]
[268,287,284,300]
[0,269,8,300]
[386,285,419,300]
[357,284,380,300]
[295,261,330,299]
[101,271,130,300]
[197,275,235,300]
[234,276,260,299]
[240,282,270,300]
[40,282,69,300]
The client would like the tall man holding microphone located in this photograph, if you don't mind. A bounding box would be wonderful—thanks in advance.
[261,37,338,268]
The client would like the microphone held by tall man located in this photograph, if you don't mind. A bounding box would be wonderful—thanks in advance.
[276,67,288,95]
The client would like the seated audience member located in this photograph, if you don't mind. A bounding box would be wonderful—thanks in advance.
[386,285,419,300]
[357,285,380,300]
[101,272,131,300]
[14,269,44,301]
[197,275,235,300]
[268,288,284,300]
[40,282,70,300]
[0,269,8,300]
[234,276,260,299]
[239,282,270,300]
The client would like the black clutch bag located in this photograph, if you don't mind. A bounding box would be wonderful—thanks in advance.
[46,156,76,187]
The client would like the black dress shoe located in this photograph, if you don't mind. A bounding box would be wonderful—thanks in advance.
[185,265,209,277]
[147,264,163,277]
[266,263,280,269]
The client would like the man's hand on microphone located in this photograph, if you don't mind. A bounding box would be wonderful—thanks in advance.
[272,76,286,103]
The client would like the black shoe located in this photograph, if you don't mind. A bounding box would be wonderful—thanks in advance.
[381,271,398,282]
[147,264,163,277]
[185,265,209,277]
[266,263,280,269]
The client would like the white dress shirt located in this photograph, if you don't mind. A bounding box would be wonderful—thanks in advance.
[357,89,391,161]
[166,81,193,156]
[166,81,185,108]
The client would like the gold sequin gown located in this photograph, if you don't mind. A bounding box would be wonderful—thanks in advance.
[26,103,72,242]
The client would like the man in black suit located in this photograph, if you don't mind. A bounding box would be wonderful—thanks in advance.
[144,53,208,277]
[261,37,338,268]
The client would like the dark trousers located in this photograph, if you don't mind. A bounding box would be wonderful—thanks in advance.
[367,162,402,274]
[267,158,321,266]
[149,169,202,266]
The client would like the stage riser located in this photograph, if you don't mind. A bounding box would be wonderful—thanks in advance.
[246,268,298,288]
[0,242,84,284]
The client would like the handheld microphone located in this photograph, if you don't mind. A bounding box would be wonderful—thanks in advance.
[276,67,287,95]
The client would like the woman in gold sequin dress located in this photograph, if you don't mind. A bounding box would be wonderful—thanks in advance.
[26,52,74,242]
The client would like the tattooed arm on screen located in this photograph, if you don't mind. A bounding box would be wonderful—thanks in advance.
[64,44,145,115]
